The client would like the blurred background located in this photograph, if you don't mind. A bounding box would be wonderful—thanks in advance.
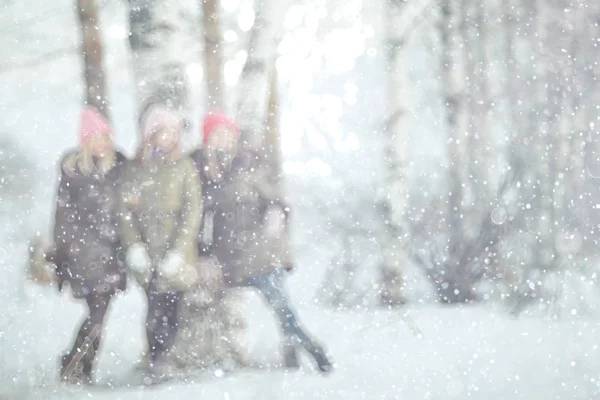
[1,0,600,398]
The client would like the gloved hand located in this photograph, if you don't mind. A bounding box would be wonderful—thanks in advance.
[157,251,185,279]
[263,205,286,239]
[126,242,152,273]
[282,262,295,274]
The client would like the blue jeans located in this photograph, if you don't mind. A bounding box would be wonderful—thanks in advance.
[248,268,313,346]
[145,278,181,362]
[61,292,112,379]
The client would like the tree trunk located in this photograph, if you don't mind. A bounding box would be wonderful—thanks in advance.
[532,0,554,270]
[473,1,493,197]
[128,0,191,117]
[76,0,109,118]
[461,0,476,194]
[438,0,475,303]
[378,0,412,306]
[264,67,282,183]
[585,2,600,183]
[504,0,525,143]
[202,0,223,109]
[461,0,492,215]
[568,5,586,199]
[440,0,469,230]
[236,0,277,154]
[501,0,532,296]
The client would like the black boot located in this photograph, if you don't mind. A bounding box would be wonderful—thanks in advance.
[282,337,299,369]
[60,353,92,385]
[60,320,103,385]
[304,342,333,374]
[252,269,333,374]
[147,355,177,383]
[292,335,333,374]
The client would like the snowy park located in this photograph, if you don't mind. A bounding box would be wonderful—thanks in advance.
[2,0,600,398]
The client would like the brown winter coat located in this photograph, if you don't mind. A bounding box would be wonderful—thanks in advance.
[190,149,293,286]
[119,153,215,292]
[51,150,127,298]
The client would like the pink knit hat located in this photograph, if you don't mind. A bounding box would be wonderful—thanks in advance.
[78,106,111,144]
[141,105,182,139]
[202,109,240,144]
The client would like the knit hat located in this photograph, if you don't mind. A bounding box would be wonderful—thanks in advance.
[78,106,110,144]
[202,110,240,144]
[142,104,182,139]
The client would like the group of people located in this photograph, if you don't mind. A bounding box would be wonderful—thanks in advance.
[47,104,332,385]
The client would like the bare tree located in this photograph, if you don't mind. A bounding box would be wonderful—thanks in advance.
[236,0,278,154]
[408,0,504,303]
[202,0,223,108]
[435,0,476,302]
[378,0,412,306]
[464,0,494,197]
[496,0,600,316]
[383,0,600,311]
[128,0,192,116]
[264,67,282,183]
[76,0,109,117]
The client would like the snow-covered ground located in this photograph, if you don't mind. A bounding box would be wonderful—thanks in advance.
[2,1,600,399]
[3,281,600,400]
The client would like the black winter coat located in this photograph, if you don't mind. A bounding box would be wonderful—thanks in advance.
[189,149,292,286]
[51,150,127,298]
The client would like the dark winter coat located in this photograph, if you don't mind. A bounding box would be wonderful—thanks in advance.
[118,153,209,292]
[51,150,127,298]
[190,149,293,286]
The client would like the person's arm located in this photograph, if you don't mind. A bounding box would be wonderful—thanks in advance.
[252,168,290,239]
[51,154,75,290]
[118,168,143,249]
[252,161,290,215]
[252,168,295,271]
[52,170,71,242]
[173,158,203,253]
[118,166,154,284]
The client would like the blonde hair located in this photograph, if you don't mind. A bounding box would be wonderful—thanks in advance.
[62,145,117,178]
[135,134,182,165]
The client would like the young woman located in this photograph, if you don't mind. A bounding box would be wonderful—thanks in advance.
[119,104,205,380]
[189,110,333,373]
[51,105,127,384]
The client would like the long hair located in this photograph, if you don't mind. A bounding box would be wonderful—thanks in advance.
[62,145,117,178]
[134,134,182,165]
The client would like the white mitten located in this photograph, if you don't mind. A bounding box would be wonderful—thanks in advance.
[158,251,185,279]
[263,205,286,238]
[126,242,152,273]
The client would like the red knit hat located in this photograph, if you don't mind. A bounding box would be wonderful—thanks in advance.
[202,110,240,144]
[78,106,111,144]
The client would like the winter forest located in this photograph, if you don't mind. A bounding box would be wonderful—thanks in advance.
[1,0,600,398]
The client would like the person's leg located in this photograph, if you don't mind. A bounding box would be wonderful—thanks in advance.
[251,268,332,372]
[145,285,181,364]
[251,269,307,340]
[61,292,111,384]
